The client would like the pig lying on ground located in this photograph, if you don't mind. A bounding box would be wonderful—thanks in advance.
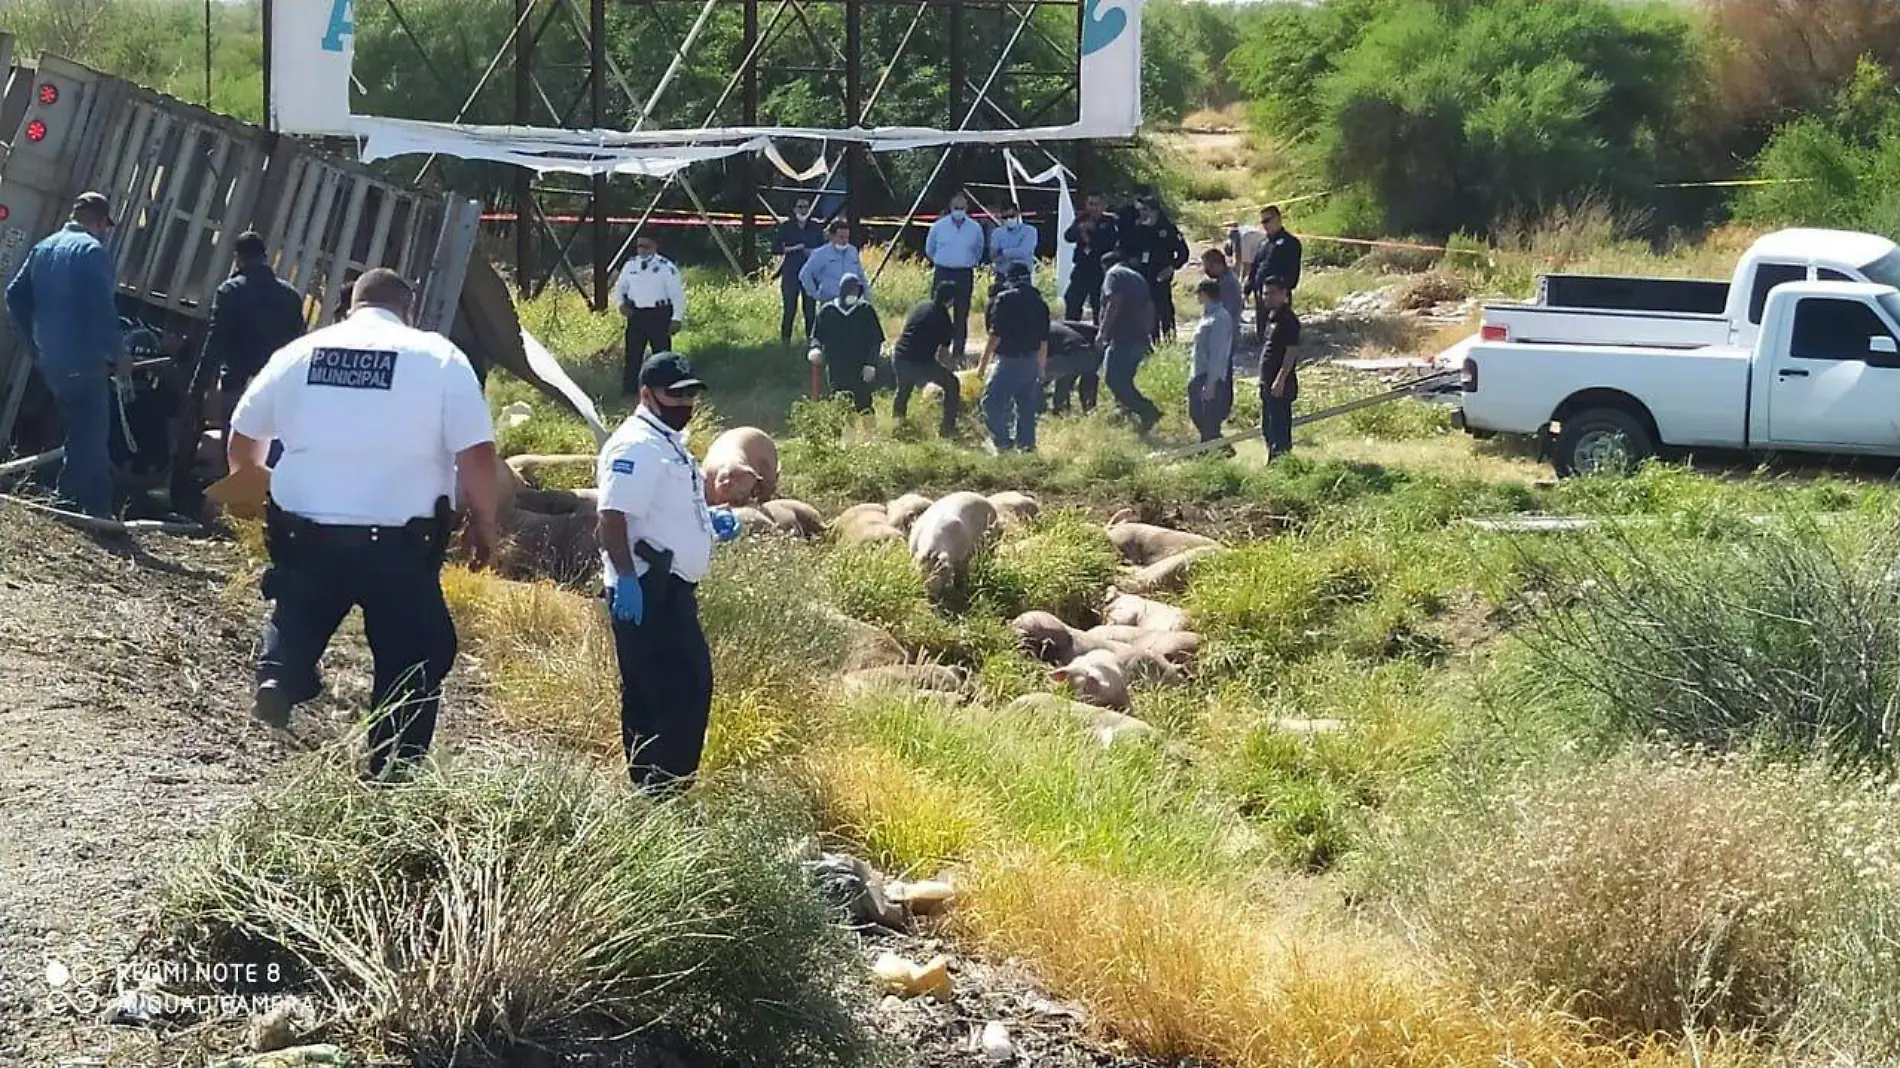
[731,506,776,535]
[988,491,1040,528]
[501,510,600,586]
[909,491,1001,600]
[1119,546,1222,596]
[832,503,904,545]
[1084,625,1199,667]
[816,606,910,670]
[841,664,965,698]
[1105,512,1221,566]
[703,427,780,506]
[506,453,598,486]
[1050,646,1178,710]
[1011,610,1084,664]
[762,498,824,538]
[1103,588,1190,633]
[886,493,934,532]
[1007,692,1157,746]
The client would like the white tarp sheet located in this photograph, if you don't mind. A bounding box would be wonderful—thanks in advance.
[1003,149,1076,297]
[521,327,609,444]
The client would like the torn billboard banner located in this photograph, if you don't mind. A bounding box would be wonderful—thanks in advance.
[270,0,1143,156]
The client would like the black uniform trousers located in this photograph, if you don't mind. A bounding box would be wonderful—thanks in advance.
[893,359,960,436]
[1064,267,1103,322]
[932,266,975,365]
[610,574,714,791]
[259,522,457,777]
[780,272,817,344]
[623,304,675,393]
[1148,275,1177,343]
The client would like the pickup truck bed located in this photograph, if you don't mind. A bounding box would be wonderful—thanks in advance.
[1540,273,1728,316]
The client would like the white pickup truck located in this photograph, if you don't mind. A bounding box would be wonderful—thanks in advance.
[1476,228,1900,352]
[1458,278,1900,476]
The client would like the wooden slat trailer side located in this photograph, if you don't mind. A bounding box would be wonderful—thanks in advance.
[0,42,485,466]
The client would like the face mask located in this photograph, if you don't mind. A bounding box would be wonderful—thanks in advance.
[655,402,693,431]
[637,251,655,263]
[1004,218,1020,231]
[842,294,861,308]
[950,209,967,222]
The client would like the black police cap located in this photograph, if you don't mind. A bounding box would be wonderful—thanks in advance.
[639,352,707,394]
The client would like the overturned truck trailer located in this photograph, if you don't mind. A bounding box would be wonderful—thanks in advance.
[0,39,585,498]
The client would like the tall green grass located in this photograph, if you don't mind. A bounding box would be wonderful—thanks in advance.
[163,750,878,1067]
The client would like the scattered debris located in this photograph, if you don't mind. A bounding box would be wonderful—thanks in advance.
[873,952,955,1002]
[887,879,957,917]
[807,852,906,930]
[977,1020,1016,1062]
[249,995,318,1053]
[206,1045,350,1068]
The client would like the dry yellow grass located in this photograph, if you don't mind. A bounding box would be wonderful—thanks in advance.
[959,858,1763,1068]
[794,742,1765,1068]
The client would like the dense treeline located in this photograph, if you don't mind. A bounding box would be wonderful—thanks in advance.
[4,0,1899,244]
[1226,0,1900,240]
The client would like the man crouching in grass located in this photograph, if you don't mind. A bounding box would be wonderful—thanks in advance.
[809,273,883,413]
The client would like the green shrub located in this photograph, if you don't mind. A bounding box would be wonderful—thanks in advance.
[162,752,878,1067]
[1513,520,1900,765]
[971,512,1123,624]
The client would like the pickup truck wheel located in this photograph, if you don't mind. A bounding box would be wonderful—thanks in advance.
[1554,408,1653,477]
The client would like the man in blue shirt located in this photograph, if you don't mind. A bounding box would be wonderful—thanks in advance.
[988,202,1037,288]
[799,220,868,305]
[924,192,985,366]
[5,192,127,518]
[772,196,825,347]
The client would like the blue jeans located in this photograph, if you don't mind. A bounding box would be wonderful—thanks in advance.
[259,529,458,776]
[983,356,1041,452]
[1103,340,1161,428]
[47,372,113,518]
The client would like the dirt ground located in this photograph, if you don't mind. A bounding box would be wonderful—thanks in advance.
[0,504,1155,1068]
[0,507,275,1064]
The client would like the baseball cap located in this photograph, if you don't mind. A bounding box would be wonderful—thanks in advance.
[72,191,116,227]
[638,352,707,394]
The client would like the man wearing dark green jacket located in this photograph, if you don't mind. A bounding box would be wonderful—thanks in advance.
[808,273,883,412]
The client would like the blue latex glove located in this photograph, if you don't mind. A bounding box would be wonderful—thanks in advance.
[611,574,645,624]
[709,506,742,543]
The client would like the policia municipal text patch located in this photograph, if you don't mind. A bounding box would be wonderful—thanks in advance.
[308,348,398,390]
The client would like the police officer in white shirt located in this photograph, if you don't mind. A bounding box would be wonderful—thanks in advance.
[597,352,742,791]
[614,232,687,396]
[228,269,500,783]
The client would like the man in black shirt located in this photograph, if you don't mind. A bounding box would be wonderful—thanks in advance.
[773,196,825,346]
[976,264,1050,452]
[891,281,962,437]
[1062,193,1117,321]
[1245,205,1303,336]
[1258,275,1302,459]
[1123,196,1189,343]
[192,231,307,425]
[1042,319,1099,414]
[173,231,306,502]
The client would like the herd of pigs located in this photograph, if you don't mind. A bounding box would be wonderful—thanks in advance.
[491,426,1229,745]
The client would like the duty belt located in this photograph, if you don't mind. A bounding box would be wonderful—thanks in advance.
[265,497,456,566]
